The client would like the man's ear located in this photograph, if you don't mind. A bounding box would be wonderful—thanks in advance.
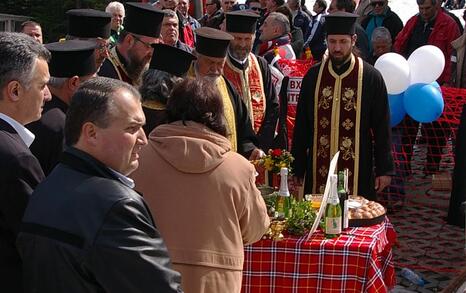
[81,121,99,147]
[124,33,135,49]
[6,80,21,102]
[68,76,80,92]
[352,34,358,46]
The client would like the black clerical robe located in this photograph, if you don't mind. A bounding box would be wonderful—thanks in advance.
[224,77,258,157]
[188,67,258,158]
[27,95,68,175]
[448,104,466,227]
[291,55,394,200]
[98,47,133,85]
[224,53,279,152]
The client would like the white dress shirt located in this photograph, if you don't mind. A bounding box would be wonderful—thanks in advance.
[0,113,35,147]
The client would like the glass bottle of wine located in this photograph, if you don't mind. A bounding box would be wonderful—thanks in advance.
[338,170,349,229]
[325,174,342,238]
[275,167,291,219]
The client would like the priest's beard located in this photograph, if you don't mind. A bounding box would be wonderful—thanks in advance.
[204,74,220,83]
[329,50,352,67]
[229,45,251,61]
[126,51,150,84]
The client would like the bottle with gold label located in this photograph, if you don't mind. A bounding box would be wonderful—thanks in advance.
[275,167,291,219]
[325,174,342,238]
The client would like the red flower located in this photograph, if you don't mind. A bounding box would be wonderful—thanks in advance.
[271,149,282,157]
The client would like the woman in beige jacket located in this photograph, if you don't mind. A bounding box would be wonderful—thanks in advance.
[131,78,270,293]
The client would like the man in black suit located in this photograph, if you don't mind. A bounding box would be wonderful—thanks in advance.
[27,40,97,175]
[0,32,51,292]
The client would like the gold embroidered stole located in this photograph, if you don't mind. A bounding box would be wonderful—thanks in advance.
[107,47,133,85]
[187,65,238,151]
[223,54,266,133]
[312,55,363,195]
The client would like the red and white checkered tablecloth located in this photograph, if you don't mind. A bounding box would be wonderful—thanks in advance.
[242,218,397,293]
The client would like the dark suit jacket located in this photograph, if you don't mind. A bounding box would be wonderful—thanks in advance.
[0,118,44,292]
[17,147,182,293]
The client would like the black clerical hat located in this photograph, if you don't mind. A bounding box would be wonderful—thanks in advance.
[124,2,165,38]
[324,12,359,35]
[67,9,112,39]
[226,11,260,34]
[149,44,196,77]
[45,40,97,78]
[195,27,234,58]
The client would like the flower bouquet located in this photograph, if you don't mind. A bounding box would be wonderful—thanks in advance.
[255,149,294,188]
[260,149,294,174]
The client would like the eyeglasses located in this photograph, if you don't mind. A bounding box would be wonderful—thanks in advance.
[131,34,154,49]
[370,1,385,7]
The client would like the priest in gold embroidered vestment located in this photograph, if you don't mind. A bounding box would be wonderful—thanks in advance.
[291,12,394,200]
[189,27,261,159]
[98,3,164,86]
[223,11,279,152]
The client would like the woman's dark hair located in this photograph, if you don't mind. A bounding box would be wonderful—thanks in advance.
[166,77,227,137]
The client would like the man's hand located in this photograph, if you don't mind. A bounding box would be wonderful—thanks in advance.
[249,148,265,161]
[375,175,391,192]
[291,175,304,187]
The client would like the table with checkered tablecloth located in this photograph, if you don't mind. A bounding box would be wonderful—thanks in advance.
[242,218,397,293]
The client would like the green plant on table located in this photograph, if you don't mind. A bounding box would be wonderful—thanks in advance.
[286,200,317,236]
[262,193,317,236]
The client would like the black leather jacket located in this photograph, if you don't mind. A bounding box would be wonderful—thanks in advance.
[17,147,183,293]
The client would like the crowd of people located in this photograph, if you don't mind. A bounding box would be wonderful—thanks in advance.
[1,0,466,291]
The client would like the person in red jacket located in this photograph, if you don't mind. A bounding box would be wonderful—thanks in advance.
[393,0,459,85]
[393,0,460,175]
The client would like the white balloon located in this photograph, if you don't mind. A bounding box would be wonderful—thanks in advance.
[374,52,410,95]
[408,45,445,85]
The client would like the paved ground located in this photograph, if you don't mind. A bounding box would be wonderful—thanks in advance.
[385,141,466,292]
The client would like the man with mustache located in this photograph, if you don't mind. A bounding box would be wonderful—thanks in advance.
[161,9,192,52]
[98,3,164,86]
[189,27,263,160]
[223,11,279,152]
[291,12,394,201]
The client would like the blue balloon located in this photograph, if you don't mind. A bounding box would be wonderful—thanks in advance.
[388,93,406,127]
[431,81,441,91]
[403,83,444,123]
